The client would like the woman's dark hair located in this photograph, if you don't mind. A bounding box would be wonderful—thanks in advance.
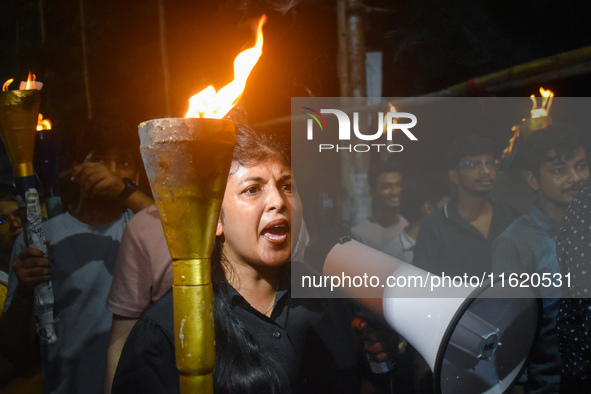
[211,123,289,393]
[232,123,290,169]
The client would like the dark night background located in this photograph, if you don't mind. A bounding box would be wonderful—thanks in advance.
[1,0,591,204]
[2,1,591,127]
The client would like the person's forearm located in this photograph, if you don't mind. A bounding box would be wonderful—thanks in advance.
[104,316,138,394]
[122,190,154,213]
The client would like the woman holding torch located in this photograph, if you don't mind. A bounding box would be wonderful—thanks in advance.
[112,124,395,393]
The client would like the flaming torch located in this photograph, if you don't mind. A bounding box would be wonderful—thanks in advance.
[0,73,57,345]
[0,75,40,188]
[34,114,63,218]
[139,15,266,393]
[520,87,554,139]
[503,87,554,164]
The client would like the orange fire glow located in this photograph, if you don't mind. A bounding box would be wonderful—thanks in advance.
[185,15,266,119]
[2,79,14,92]
[530,87,554,118]
[505,87,555,159]
[2,73,43,91]
[382,103,397,132]
[24,72,36,90]
[37,114,52,131]
[502,124,520,160]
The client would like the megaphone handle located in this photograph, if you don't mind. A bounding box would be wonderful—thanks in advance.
[355,313,402,374]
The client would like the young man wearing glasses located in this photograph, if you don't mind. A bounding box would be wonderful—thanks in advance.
[413,134,518,277]
[491,124,589,394]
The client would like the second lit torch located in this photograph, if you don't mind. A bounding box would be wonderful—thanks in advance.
[0,75,57,345]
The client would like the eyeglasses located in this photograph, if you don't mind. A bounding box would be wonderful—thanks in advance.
[0,212,21,226]
[459,159,500,172]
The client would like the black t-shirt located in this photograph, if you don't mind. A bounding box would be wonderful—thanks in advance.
[112,272,363,393]
[413,199,518,277]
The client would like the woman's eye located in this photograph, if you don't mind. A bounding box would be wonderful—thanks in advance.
[243,186,260,195]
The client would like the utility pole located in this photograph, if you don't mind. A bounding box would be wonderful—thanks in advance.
[337,0,372,225]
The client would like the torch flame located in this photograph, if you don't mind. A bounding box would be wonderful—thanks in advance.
[502,125,520,160]
[3,72,43,91]
[530,87,554,118]
[382,103,397,133]
[2,79,14,92]
[505,86,555,159]
[387,103,397,118]
[37,113,52,131]
[185,15,266,119]
[24,72,36,90]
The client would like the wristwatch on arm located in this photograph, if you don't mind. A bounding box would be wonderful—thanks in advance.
[118,177,138,201]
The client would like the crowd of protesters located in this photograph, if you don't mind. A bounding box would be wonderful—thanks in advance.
[0,118,589,394]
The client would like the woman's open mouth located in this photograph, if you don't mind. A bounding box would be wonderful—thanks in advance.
[261,220,290,245]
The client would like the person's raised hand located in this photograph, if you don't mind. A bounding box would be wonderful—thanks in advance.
[72,162,125,200]
[13,247,51,294]
[352,314,406,373]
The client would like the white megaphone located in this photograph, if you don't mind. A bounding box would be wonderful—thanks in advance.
[302,236,541,394]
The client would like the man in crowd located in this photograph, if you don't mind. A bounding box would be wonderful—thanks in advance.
[0,184,24,389]
[556,175,591,394]
[1,121,152,394]
[413,134,518,276]
[351,162,408,250]
[381,175,449,264]
[492,125,589,394]
[0,184,21,314]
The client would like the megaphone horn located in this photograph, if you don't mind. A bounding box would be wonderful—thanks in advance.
[304,236,541,394]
